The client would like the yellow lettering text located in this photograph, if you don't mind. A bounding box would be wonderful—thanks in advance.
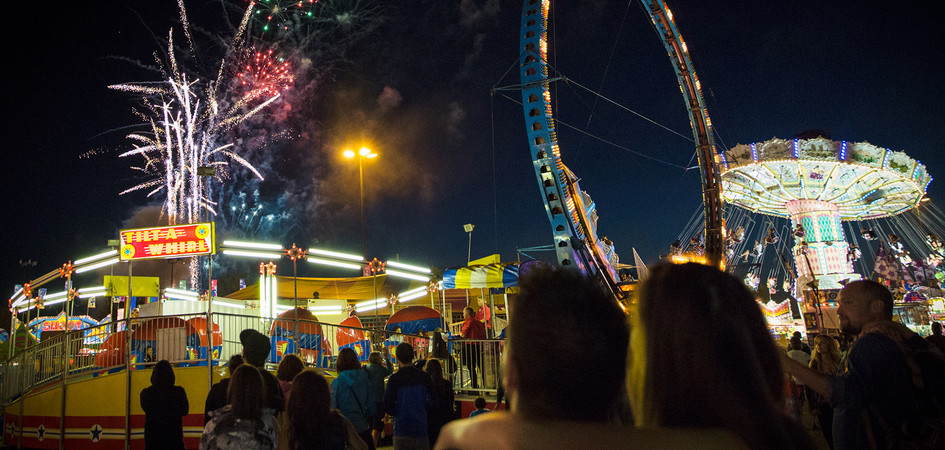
[148,244,164,255]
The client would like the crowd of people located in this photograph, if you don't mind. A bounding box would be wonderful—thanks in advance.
[140,263,945,450]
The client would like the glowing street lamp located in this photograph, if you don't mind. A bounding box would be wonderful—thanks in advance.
[343,147,378,257]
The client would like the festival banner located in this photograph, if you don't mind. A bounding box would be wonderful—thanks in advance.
[118,223,215,261]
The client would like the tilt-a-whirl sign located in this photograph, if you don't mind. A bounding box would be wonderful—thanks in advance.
[119,223,215,260]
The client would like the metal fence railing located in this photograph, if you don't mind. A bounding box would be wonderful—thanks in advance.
[1,311,502,401]
[1,310,503,448]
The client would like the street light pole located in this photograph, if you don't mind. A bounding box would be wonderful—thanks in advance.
[464,224,475,263]
[358,156,366,258]
[344,147,377,257]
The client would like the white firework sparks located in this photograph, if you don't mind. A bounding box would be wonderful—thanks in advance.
[110,4,271,227]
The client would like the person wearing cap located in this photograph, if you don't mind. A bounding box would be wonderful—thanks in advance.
[240,329,285,414]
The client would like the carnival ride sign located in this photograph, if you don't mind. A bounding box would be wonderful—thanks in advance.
[119,223,215,261]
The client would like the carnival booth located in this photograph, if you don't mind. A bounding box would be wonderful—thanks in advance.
[269,307,332,367]
[0,322,37,360]
[337,315,371,362]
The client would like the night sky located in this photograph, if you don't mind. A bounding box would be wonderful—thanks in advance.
[2,1,943,324]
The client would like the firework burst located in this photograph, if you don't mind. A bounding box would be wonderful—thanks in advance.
[250,0,317,32]
[238,48,294,99]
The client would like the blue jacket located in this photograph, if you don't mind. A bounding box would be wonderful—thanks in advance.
[384,365,433,438]
[331,368,377,433]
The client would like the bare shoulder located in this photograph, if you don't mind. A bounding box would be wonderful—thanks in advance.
[434,413,746,450]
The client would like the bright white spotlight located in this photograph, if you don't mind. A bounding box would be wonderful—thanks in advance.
[44,297,68,307]
[355,300,387,313]
[75,258,120,274]
[222,249,284,260]
[74,249,119,266]
[222,241,283,250]
[307,248,364,261]
[399,286,428,296]
[386,261,431,274]
[397,291,428,303]
[165,288,200,301]
[385,269,431,282]
[306,257,363,271]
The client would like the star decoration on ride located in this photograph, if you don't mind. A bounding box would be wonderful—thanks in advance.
[369,258,385,275]
[36,424,45,441]
[285,243,306,261]
[59,262,74,278]
[259,261,277,276]
[89,424,103,442]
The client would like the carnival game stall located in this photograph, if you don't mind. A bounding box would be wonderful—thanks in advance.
[760,298,804,348]
[894,290,934,335]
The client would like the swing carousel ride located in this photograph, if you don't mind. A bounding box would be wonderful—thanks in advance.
[674,135,943,335]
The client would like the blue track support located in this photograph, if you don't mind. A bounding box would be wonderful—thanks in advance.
[518,0,725,273]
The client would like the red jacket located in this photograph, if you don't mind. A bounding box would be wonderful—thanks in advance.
[475,305,492,329]
[461,317,486,340]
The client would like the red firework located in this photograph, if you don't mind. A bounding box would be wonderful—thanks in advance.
[237,49,294,98]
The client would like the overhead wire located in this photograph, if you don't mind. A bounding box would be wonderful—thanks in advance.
[491,90,690,170]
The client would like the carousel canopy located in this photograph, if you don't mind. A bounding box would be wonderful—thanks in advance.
[441,263,520,289]
[720,137,930,220]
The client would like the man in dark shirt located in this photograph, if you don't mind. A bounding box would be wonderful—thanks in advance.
[788,331,811,354]
[927,321,945,354]
[782,280,918,449]
[203,354,244,423]
[385,342,433,450]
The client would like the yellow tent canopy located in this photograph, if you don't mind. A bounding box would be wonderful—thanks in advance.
[224,274,427,301]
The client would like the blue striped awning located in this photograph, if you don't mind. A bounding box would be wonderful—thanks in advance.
[441,263,520,289]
